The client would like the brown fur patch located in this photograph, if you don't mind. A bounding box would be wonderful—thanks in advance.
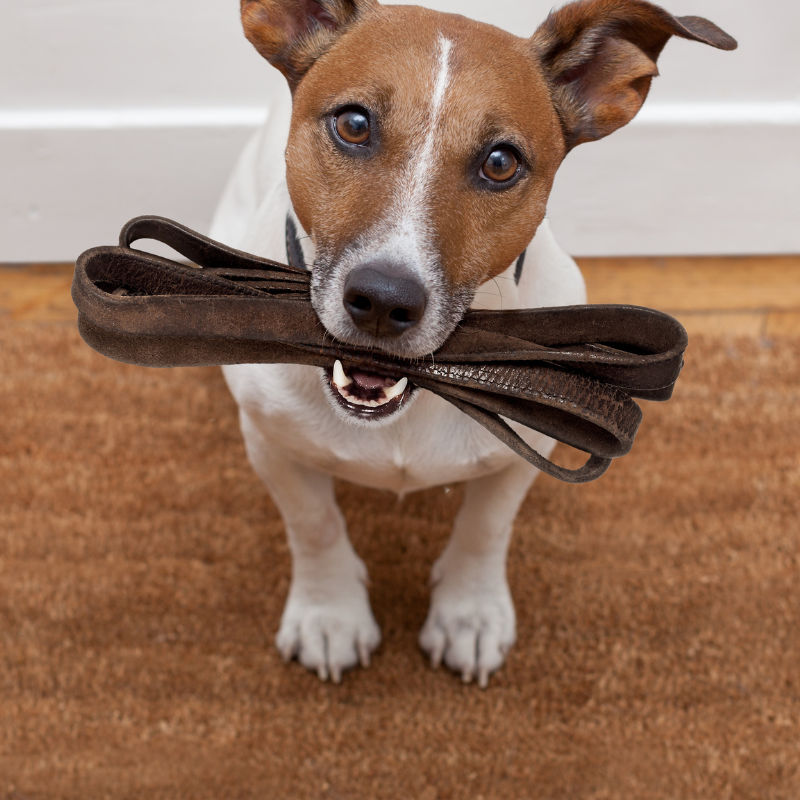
[286,6,565,292]
[241,0,377,89]
[531,0,737,148]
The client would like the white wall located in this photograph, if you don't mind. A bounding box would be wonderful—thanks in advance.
[1,0,798,261]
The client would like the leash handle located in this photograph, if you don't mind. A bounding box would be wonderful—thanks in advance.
[120,215,310,280]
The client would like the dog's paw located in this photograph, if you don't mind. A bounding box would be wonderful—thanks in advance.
[419,550,516,688]
[275,541,381,683]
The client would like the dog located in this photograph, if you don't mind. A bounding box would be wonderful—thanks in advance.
[210,0,735,686]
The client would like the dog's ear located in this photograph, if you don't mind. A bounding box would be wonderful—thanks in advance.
[531,0,736,149]
[241,0,377,90]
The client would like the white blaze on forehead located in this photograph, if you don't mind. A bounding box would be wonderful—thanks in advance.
[318,34,461,359]
[404,34,453,216]
[377,34,454,268]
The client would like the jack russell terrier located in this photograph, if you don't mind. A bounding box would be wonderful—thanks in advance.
[210,0,735,686]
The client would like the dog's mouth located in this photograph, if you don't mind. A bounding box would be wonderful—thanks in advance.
[326,359,414,419]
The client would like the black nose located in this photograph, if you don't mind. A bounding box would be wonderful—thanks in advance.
[343,262,427,338]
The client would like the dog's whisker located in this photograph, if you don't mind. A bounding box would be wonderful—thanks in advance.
[491,278,504,310]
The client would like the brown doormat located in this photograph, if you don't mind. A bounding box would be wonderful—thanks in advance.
[1,320,799,799]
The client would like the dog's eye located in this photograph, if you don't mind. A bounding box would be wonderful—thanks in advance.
[335,109,371,146]
[480,148,519,183]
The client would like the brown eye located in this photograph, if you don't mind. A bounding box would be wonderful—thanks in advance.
[481,148,519,182]
[335,109,370,145]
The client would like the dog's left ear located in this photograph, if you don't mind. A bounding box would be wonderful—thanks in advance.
[531,0,736,150]
[241,0,377,90]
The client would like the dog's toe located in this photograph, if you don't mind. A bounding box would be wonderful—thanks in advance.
[419,564,516,687]
[276,587,381,683]
[419,623,446,669]
[420,615,511,687]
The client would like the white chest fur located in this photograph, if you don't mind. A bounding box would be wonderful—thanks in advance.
[224,361,526,494]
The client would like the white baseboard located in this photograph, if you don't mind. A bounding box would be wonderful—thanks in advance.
[1,103,798,262]
[548,114,800,256]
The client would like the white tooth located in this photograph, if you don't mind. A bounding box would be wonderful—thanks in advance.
[342,394,389,408]
[382,377,408,401]
[333,360,352,388]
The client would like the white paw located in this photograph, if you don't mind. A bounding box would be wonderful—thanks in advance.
[275,540,381,683]
[419,550,516,688]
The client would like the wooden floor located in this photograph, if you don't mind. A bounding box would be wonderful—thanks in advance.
[2,256,800,336]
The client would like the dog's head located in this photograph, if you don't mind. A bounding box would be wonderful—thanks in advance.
[241,0,734,421]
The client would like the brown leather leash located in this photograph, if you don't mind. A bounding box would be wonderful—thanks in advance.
[71,216,688,484]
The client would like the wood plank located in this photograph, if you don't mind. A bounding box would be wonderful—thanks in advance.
[766,311,800,337]
[0,264,76,322]
[669,311,766,338]
[579,255,800,312]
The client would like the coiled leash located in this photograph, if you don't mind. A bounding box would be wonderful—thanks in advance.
[72,216,688,484]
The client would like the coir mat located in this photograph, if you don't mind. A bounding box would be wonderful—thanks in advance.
[1,320,799,799]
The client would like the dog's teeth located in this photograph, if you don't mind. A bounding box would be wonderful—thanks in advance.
[341,394,375,407]
[332,368,408,410]
[383,377,408,401]
[332,359,352,389]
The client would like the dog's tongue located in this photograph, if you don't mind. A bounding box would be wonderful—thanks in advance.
[351,370,394,390]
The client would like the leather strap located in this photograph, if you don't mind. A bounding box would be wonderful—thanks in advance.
[72,215,688,484]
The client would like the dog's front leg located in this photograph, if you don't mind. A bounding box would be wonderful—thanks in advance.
[239,411,381,683]
[419,458,541,687]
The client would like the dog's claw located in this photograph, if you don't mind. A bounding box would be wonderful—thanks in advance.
[478,667,490,689]
[421,627,446,669]
[357,640,372,668]
[278,634,297,663]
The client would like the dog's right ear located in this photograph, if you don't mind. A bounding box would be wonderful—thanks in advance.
[241,0,377,90]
